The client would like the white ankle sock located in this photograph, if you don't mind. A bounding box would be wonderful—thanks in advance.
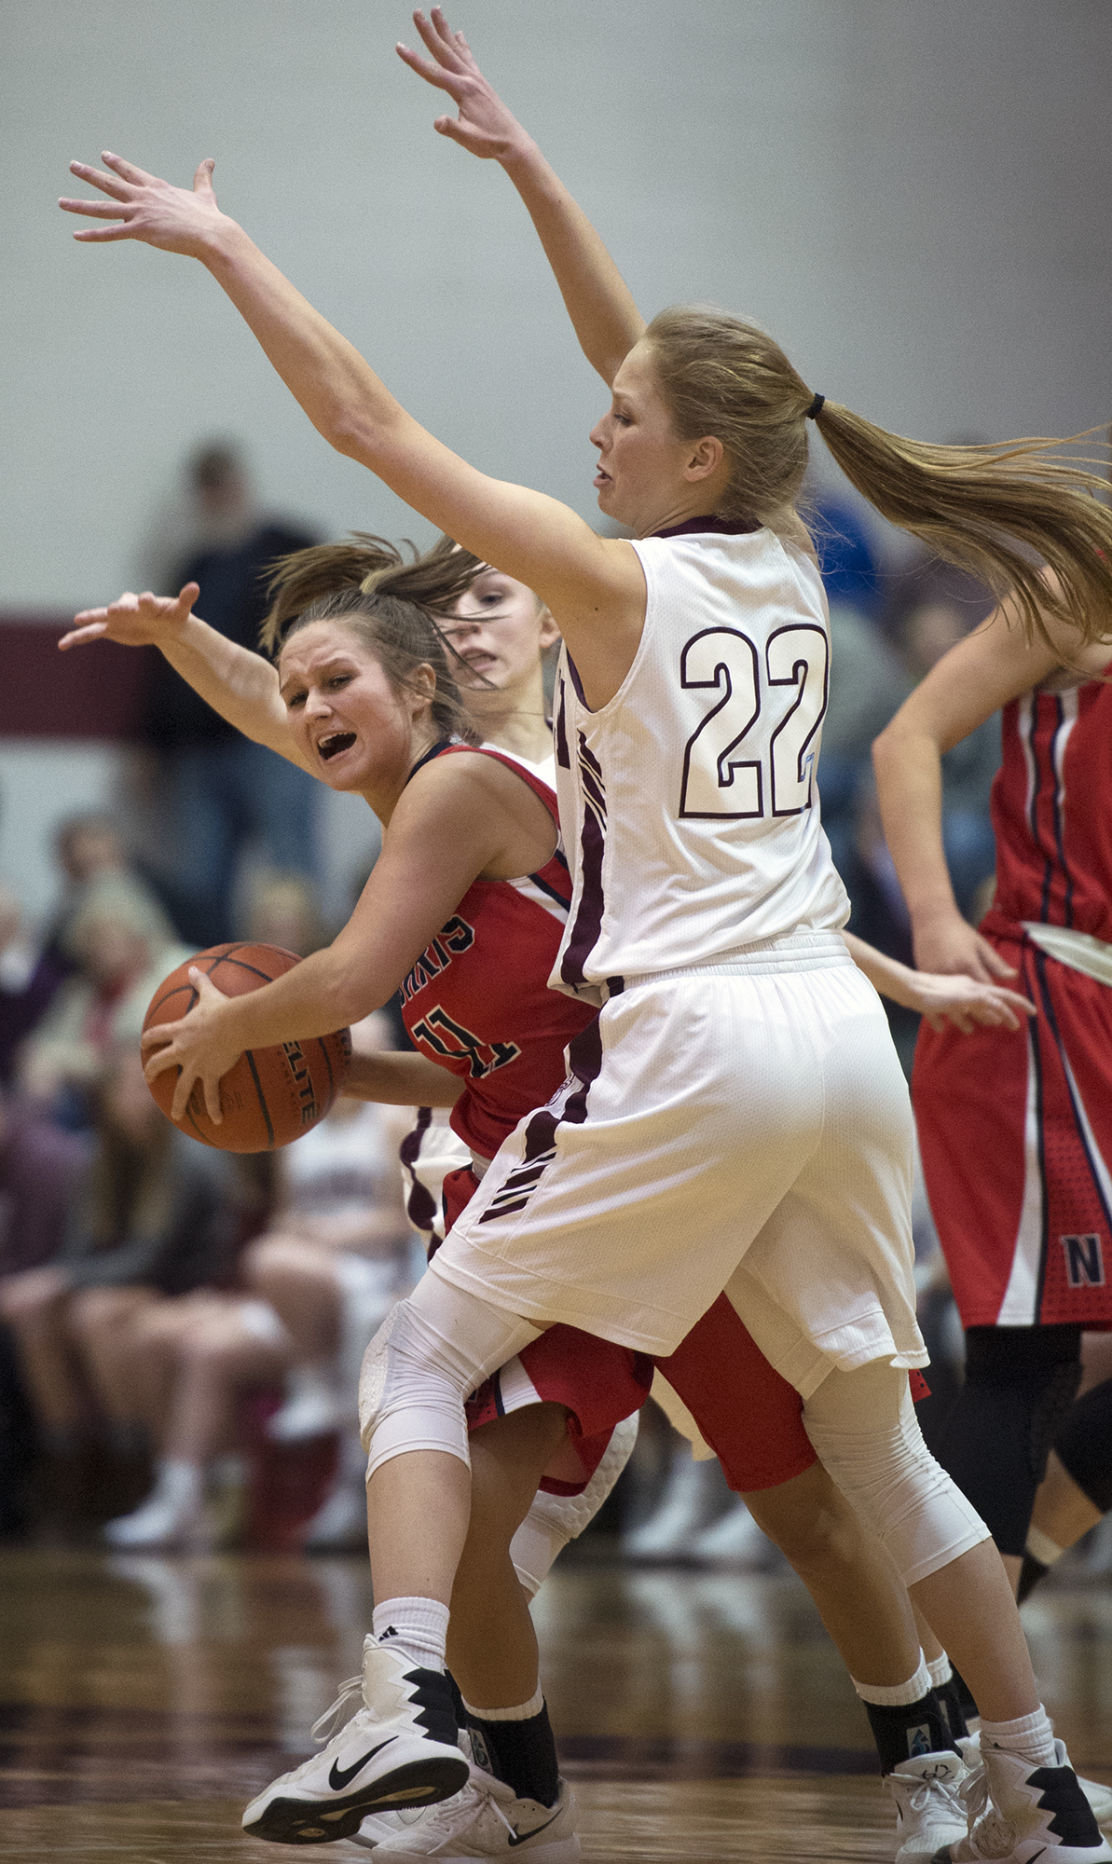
[926,1654,954,1689]
[851,1657,932,1706]
[980,1704,1058,1769]
[462,1686,545,1722]
[372,1596,449,1671]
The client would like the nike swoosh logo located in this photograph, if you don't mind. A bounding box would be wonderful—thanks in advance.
[328,1737,397,1790]
[507,1808,563,1847]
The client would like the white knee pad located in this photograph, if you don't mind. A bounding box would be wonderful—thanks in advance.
[509,1412,640,1597]
[803,1362,989,1586]
[358,1274,542,1480]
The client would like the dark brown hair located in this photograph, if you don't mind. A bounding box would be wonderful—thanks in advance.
[261,533,484,744]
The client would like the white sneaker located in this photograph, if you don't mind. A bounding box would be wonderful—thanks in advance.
[350,1769,579,1859]
[301,1480,368,1553]
[101,1474,205,1550]
[352,1730,474,1851]
[883,1749,968,1864]
[265,1382,346,1443]
[962,1730,1112,1830]
[352,1800,456,1850]
[241,1634,469,1844]
[936,1738,1112,1861]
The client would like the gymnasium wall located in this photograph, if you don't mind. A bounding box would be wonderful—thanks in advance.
[3,0,1110,921]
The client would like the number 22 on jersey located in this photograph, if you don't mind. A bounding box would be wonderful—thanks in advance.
[679,623,829,819]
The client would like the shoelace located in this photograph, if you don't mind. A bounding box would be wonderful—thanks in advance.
[412,1774,524,1842]
[311,1674,364,1745]
[896,1774,965,1819]
[956,1763,1016,1859]
[887,1763,966,1823]
[403,1780,513,1839]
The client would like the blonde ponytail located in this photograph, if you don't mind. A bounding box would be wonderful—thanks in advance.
[813,406,1112,650]
[646,304,1112,650]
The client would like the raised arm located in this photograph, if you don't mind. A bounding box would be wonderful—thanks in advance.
[59,154,646,700]
[871,590,1096,980]
[397,8,645,386]
[59,583,311,771]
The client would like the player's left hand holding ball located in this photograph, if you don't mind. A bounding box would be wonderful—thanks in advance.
[142,971,241,1126]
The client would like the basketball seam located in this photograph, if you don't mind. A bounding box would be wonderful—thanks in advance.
[244,1048,276,1149]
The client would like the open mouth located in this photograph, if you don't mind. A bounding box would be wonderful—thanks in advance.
[318,732,356,762]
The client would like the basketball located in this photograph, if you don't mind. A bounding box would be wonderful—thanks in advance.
[142,941,352,1152]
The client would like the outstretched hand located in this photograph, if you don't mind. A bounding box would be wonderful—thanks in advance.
[59,583,201,653]
[397,8,531,161]
[59,152,227,255]
[141,970,241,1126]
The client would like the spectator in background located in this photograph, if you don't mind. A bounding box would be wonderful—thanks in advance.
[0,884,67,1090]
[96,1017,414,1553]
[238,867,331,957]
[0,1040,240,1533]
[0,1085,90,1537]
[39,810,178,975]
[807,488,907,880]
[140,441,322,947]
[15,888,189,1133]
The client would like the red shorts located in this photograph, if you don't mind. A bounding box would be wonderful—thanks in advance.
[450,1166,818,1495]
[914,931,1112,1330]
[446,1166,650,1493]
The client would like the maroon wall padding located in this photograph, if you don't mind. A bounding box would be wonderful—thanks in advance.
[0,616,153,741]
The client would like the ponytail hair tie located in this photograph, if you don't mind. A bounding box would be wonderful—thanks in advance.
[805,392,825,421]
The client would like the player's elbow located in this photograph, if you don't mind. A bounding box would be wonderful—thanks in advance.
[321,945,389,1030]
[871,714,915,782]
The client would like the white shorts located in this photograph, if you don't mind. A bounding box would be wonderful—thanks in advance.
[430,934,925,1390]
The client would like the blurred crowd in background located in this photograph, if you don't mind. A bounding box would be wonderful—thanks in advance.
[0,439,1028,1570]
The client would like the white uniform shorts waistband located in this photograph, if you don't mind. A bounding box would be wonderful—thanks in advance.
[604,928,851,997]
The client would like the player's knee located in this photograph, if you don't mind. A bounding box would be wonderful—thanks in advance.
[357,1299,471,1473]
[745,1464,864,1572]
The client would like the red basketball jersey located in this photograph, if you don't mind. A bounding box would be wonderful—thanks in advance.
[915,665,1112,1329]
[982,665,1112,943]
[399,746,595,1161]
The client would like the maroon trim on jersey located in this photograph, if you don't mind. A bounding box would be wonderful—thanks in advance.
[563,651,588,706]
[559,729,611,995]
[653,515,760,539]
[477,1017,603,1228]
[554,677,571,771]
[399,1107,441,1234]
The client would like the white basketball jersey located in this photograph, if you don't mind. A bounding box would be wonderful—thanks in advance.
[552,525,849,995]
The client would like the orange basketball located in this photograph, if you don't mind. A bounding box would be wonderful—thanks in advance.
[142,941,352,1152]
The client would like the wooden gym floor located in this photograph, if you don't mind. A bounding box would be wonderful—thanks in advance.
[2,1542,1111,1862]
